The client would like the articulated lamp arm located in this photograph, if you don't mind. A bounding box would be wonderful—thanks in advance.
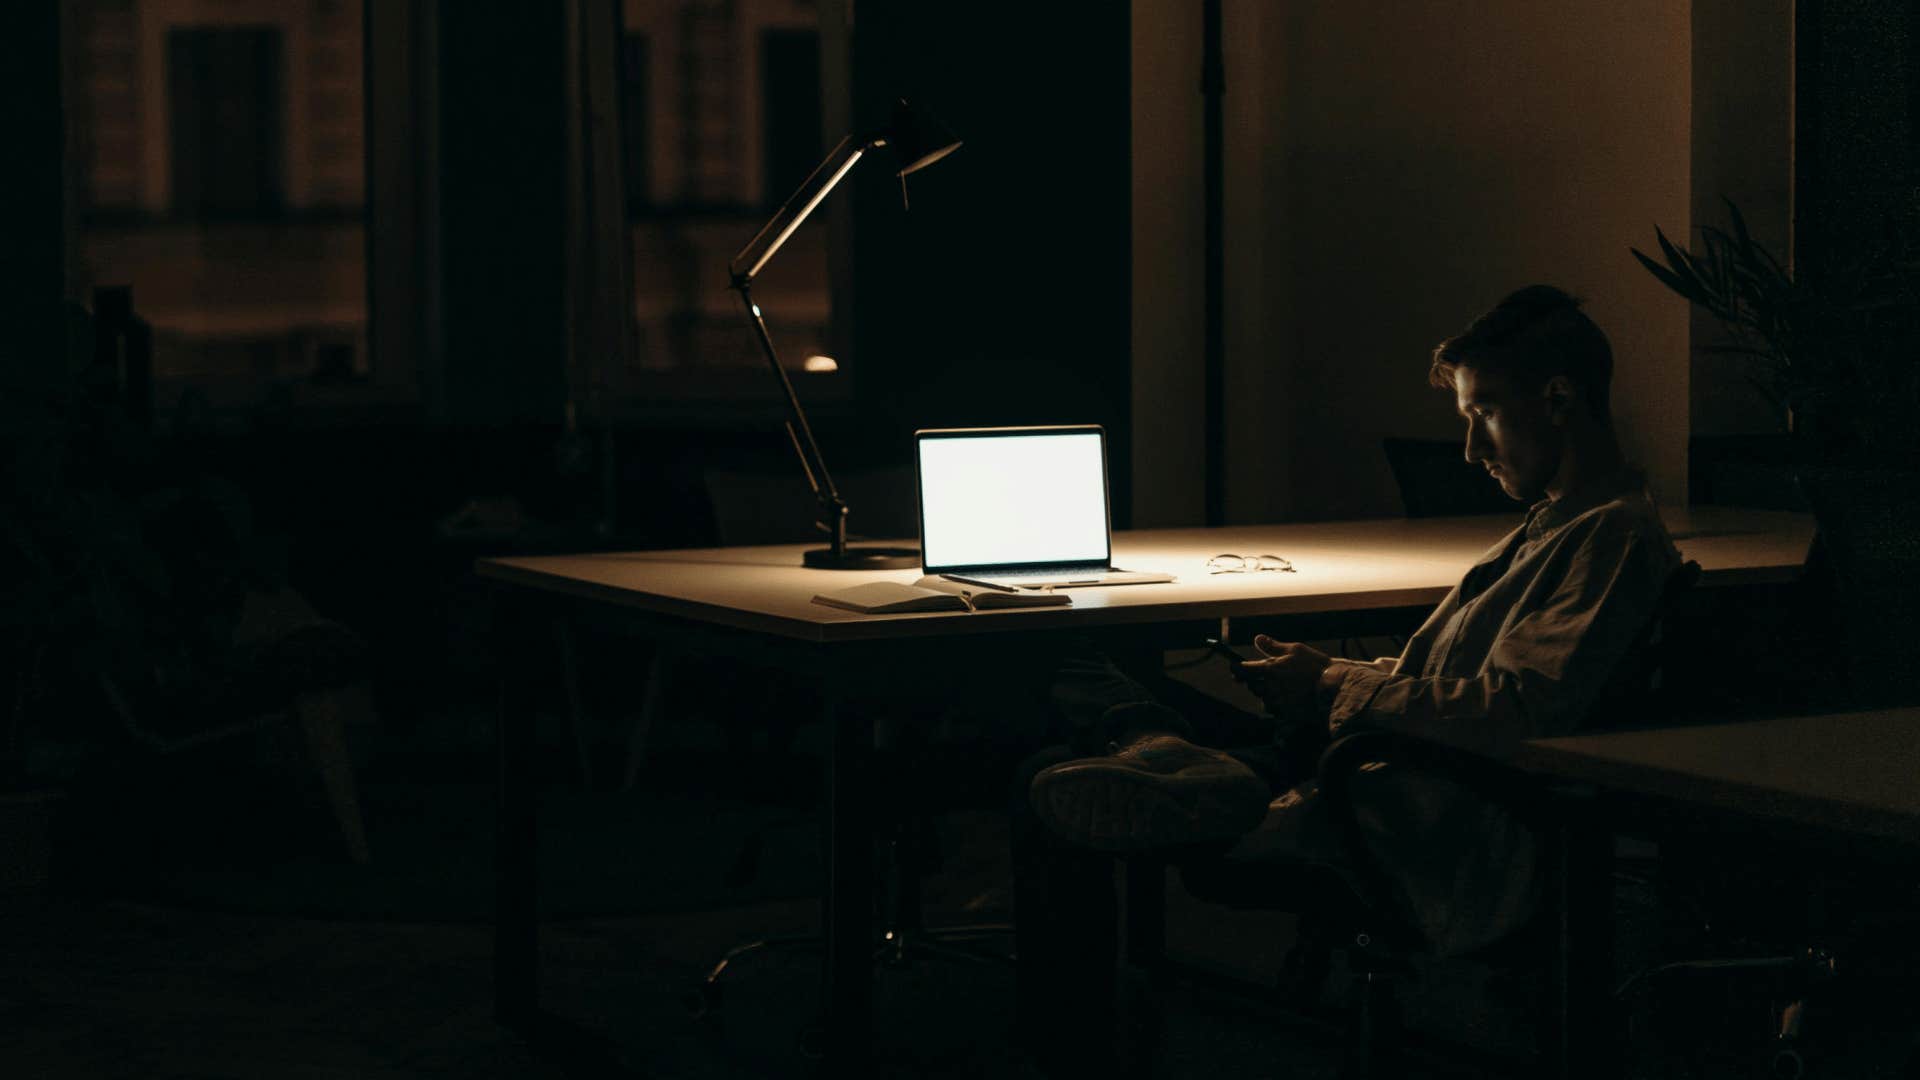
[726,102,959,569]
[728,136,874,554]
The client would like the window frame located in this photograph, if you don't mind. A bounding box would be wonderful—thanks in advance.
[62,0,419,423]
[607,0,851,418]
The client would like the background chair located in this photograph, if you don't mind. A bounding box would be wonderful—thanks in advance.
[1381,437,1517,518]
[97,586,375,866]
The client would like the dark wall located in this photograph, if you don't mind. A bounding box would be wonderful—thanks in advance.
[845,5,1134,524]
[1,0,65,376]
[1690,0,1795,439]
[1796,0,1919,278]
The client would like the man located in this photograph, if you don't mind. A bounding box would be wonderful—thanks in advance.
[1025,284,1681,968]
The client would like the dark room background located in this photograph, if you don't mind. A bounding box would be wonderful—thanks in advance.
[4,0,1915,833]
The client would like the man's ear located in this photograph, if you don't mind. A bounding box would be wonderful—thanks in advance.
[1542,375,1576,424]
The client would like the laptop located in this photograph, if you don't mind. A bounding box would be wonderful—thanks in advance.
[914,425,1174,589]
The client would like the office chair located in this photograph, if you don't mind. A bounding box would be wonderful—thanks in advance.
[684,706,1017,1054]
[94,595,374,866]
[1124,559,1703,1078]
[1381,437,1519,518]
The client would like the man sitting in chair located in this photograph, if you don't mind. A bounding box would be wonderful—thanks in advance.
[1025,284,1681,978]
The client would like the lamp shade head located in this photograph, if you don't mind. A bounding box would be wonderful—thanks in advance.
[880,98,962,177]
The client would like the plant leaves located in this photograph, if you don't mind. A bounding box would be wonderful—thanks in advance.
[1631,246,1707,305]
[1651,226,1719,307]
[1723,197,1755,261]
[1666,226,1728,309]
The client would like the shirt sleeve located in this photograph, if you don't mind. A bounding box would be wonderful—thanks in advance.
[1324,516,1675,750]
[1324,656,1398,678]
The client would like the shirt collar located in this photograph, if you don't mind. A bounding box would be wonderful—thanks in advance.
[1525,466,1647,541]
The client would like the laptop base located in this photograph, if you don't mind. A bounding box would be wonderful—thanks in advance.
[970,569,1174,590]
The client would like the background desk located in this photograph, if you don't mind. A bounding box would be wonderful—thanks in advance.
[476,506,1814,1071]
[1509,708,1920,1077]
[1519,707,1920,854]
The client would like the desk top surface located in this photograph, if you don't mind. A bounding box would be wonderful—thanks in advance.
[1519,708,1920,846]
[475,506,1814,644]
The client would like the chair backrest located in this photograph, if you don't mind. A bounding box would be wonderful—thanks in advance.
[1381,437,1517,518]
[1795,467,1920,707]
[1586,558,1702,732]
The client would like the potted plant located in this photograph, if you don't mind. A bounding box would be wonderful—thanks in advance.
[1634,199,1919,459]
[1633,201,1920,705]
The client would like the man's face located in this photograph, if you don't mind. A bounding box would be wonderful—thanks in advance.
[1453,366,1562,502]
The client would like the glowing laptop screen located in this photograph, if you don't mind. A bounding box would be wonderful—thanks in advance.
[916,428,1111,571]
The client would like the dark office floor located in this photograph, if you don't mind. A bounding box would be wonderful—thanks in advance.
[0,892,1330,1079]
[0,812,1482,1079]
[6,705,1919,1079]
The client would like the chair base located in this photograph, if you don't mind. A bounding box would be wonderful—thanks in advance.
[687,921,1016,1020]
[1133,947,1541,1080]
[1344,970,1404,1080]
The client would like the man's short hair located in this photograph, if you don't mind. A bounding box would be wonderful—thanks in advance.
[1428,285,1613,421]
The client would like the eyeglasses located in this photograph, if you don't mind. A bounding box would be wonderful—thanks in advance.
[1207,553,1294,575]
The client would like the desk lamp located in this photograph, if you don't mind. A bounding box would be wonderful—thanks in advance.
[729,99,960,569]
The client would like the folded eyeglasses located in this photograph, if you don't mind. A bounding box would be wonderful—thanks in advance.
[1207,553,1295,574]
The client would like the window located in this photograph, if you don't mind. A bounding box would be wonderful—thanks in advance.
[167,27,285,220]
[619,33,651,212]
[68,0,374,407]
[760,28,822,204]
[616,1,835,395]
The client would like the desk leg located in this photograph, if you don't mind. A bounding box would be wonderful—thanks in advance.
[821,696,873,1070]
[1546,818,1614,1080]
[495,604,539,1027]
[1123,859,1168,973]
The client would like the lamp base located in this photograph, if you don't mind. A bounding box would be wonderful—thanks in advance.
[803,545,921,570]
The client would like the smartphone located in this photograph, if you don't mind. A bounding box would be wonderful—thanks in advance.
[1208,639,1255,671]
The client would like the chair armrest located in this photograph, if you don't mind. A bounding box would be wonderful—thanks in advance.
[1312,729,1558,918]
[1315,729,1549,815]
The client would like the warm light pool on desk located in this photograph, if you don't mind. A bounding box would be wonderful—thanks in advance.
[1110,542,1297,586]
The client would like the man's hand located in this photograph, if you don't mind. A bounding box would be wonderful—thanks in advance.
[1239,636,1333,716]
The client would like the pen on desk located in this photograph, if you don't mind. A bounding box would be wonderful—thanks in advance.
[940,573,1019,593]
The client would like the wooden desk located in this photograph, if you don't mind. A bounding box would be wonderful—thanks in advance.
[479,505,1814,642]
[475,506,1814,1071]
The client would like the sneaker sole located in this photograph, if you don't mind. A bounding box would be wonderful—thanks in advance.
[1032,762,1269,853]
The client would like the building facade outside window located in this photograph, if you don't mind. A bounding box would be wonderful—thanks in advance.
[617,0,836,396]
[69,0,370,410]
[65,0,834,416]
